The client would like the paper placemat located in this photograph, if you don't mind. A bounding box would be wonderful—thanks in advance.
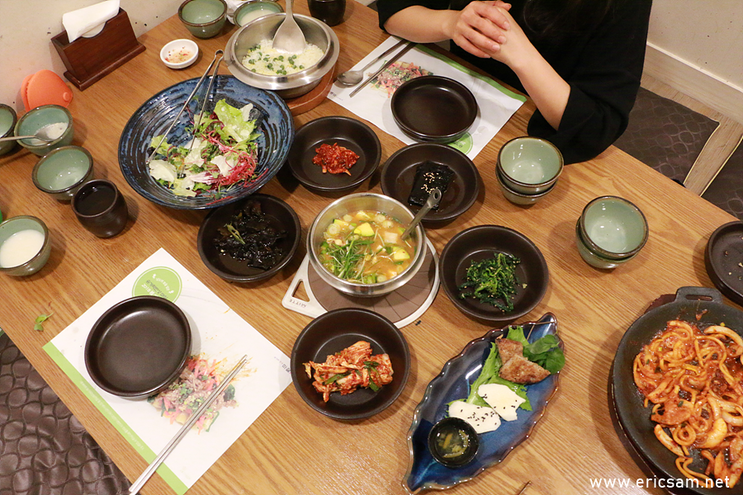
[44,248,292,495]
[328,36,526,159]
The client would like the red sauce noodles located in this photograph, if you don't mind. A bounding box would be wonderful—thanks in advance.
[633,320,743,487]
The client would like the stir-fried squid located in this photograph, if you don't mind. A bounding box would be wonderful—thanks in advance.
[633,320,743,487]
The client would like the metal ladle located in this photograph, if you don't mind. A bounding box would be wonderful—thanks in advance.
[401,188,442,240]
[272,0,306,53]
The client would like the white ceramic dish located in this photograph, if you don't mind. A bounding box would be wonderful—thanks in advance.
[160,39,199,69]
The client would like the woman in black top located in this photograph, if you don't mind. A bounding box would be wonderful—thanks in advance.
[377,0,653,164]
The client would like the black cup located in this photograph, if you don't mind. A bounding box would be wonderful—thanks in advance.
[308,0,345,26]
[72,179,128,238]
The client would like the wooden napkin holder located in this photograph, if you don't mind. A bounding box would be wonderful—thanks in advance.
[51,9,145,90]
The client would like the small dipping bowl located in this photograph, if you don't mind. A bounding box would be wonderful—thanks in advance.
[496,167,555,206]
[0,215,52,277]
[575,220,640,269]
[160,39,199,69]
[579,196,648,261]
[178,0,228,39]
[427,417,479,468]
[32,145,94,201]
[0,104,17,156]
[234,0,283,26]
[497,137,563,195]
[15,104,73,156]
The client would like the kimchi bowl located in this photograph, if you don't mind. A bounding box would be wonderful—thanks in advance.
[308,193,427,297]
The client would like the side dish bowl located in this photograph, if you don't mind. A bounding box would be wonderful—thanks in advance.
[160,39,199,69]
[118,75,293,210]
[439,225,549,324]
[380,143,481,228]
[197,193,301,283]
[307,192,427,297]
[288,116,381,194]
[291,308,410,420]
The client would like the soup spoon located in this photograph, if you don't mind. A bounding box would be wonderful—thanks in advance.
[0,129,57,144]
[401,188,442,240]
[336,39,408,86]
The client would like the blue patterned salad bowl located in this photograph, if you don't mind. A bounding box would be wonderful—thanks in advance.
[118,75,294,210]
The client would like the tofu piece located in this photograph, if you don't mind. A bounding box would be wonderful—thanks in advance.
[477,383,526,421]
[496,338,524,365]
[499,354,551,384]
[448,400,501,434]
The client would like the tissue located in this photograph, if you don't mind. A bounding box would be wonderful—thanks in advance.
[62,0,120,42]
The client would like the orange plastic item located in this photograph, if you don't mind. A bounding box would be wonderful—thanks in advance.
[21,70,74,111]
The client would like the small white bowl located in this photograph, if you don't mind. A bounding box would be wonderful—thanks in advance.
[160,39,199,69]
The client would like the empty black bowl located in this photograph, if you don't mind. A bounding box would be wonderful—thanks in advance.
[197,193,301,283]
[290,308,410,420]
[440,225,549,324]
[391,75,478,143]
[287,116,381,194]
[380,143,481,228]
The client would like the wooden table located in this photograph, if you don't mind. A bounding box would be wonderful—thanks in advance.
[0,3,737,494]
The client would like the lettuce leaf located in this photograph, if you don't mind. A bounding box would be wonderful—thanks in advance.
[465,342,531,411]
[506,326,565,374]
[214,99,257,143]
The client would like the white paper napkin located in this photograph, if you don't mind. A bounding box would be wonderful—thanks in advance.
[62,0,120,42]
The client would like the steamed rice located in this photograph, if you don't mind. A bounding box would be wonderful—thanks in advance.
[241,39,323,76]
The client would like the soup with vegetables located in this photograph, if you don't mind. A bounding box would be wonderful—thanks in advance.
[319,210,417,284]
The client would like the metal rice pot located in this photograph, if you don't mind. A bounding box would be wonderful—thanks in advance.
[224,13,339,99]
[308,193,427,297]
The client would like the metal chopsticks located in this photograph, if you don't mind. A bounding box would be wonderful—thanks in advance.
[349,41,416,98]
[146,50,224,164]
[127,354,249,494]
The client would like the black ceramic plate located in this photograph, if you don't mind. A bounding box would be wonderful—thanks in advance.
[439,225,549,324]
[287,116,381,194]
[380,143,481,228]
[705,221,743,307]
[612,287,743,494]
[290,308,410,420]
[197,193,301,283]
[391,75,478,143]
[84,296,191,399]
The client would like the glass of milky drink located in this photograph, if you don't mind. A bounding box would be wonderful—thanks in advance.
[0,216,52,277]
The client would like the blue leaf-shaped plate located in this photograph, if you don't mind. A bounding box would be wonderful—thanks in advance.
[403,313,561,494]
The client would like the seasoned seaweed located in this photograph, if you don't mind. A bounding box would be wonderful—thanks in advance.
[408,161,455,210]
[214,200,286,270]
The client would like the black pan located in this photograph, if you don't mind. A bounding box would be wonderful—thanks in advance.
[705,221,743,308]
[612,286,743,494]
[85,296,191,399]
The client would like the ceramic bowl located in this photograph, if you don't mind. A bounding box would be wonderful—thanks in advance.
[497,137,563,195]
[160,39,199,69]
[234,0,283,26]
[32,145,94,200]
[427,417,480,468]
[287,116,381,194]
[439,225,549,324]
[178,0,228,39]
[0,215,52,277]
[15,105,73,156]
[380,143,481,228]
[307,192,427,297]
[0,104,17,156]
[224,13,339,99]
[575,220,638,269]
[197,194,301,283]
[495,167,556,206]
[579,196,648,260]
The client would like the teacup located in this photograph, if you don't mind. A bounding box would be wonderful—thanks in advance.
[72,179,128,238]
[15,104,74,156]
[178,0,228,39]
[496,167,556,206]
[579,196,648,260]
[32,145,94,200]
[497,137,563,195]
[0,215,52,276]
[0,104,17,156]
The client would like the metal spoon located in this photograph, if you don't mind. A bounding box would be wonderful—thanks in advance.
[272,0,306,53]
[401,188,442,240]
[336,39,408,86]
[0,128,58,144]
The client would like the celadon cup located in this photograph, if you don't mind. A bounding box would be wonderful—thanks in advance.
[497,137,563,194]
[32,145,94,200]
[15,104,74,156]
[496,167,556,206]
[178,0,228,38]
[0,104,18,156]
[579,196,649,260]
[0,215,52,276]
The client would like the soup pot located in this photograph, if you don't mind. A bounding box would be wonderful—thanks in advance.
[308,193,427,297]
